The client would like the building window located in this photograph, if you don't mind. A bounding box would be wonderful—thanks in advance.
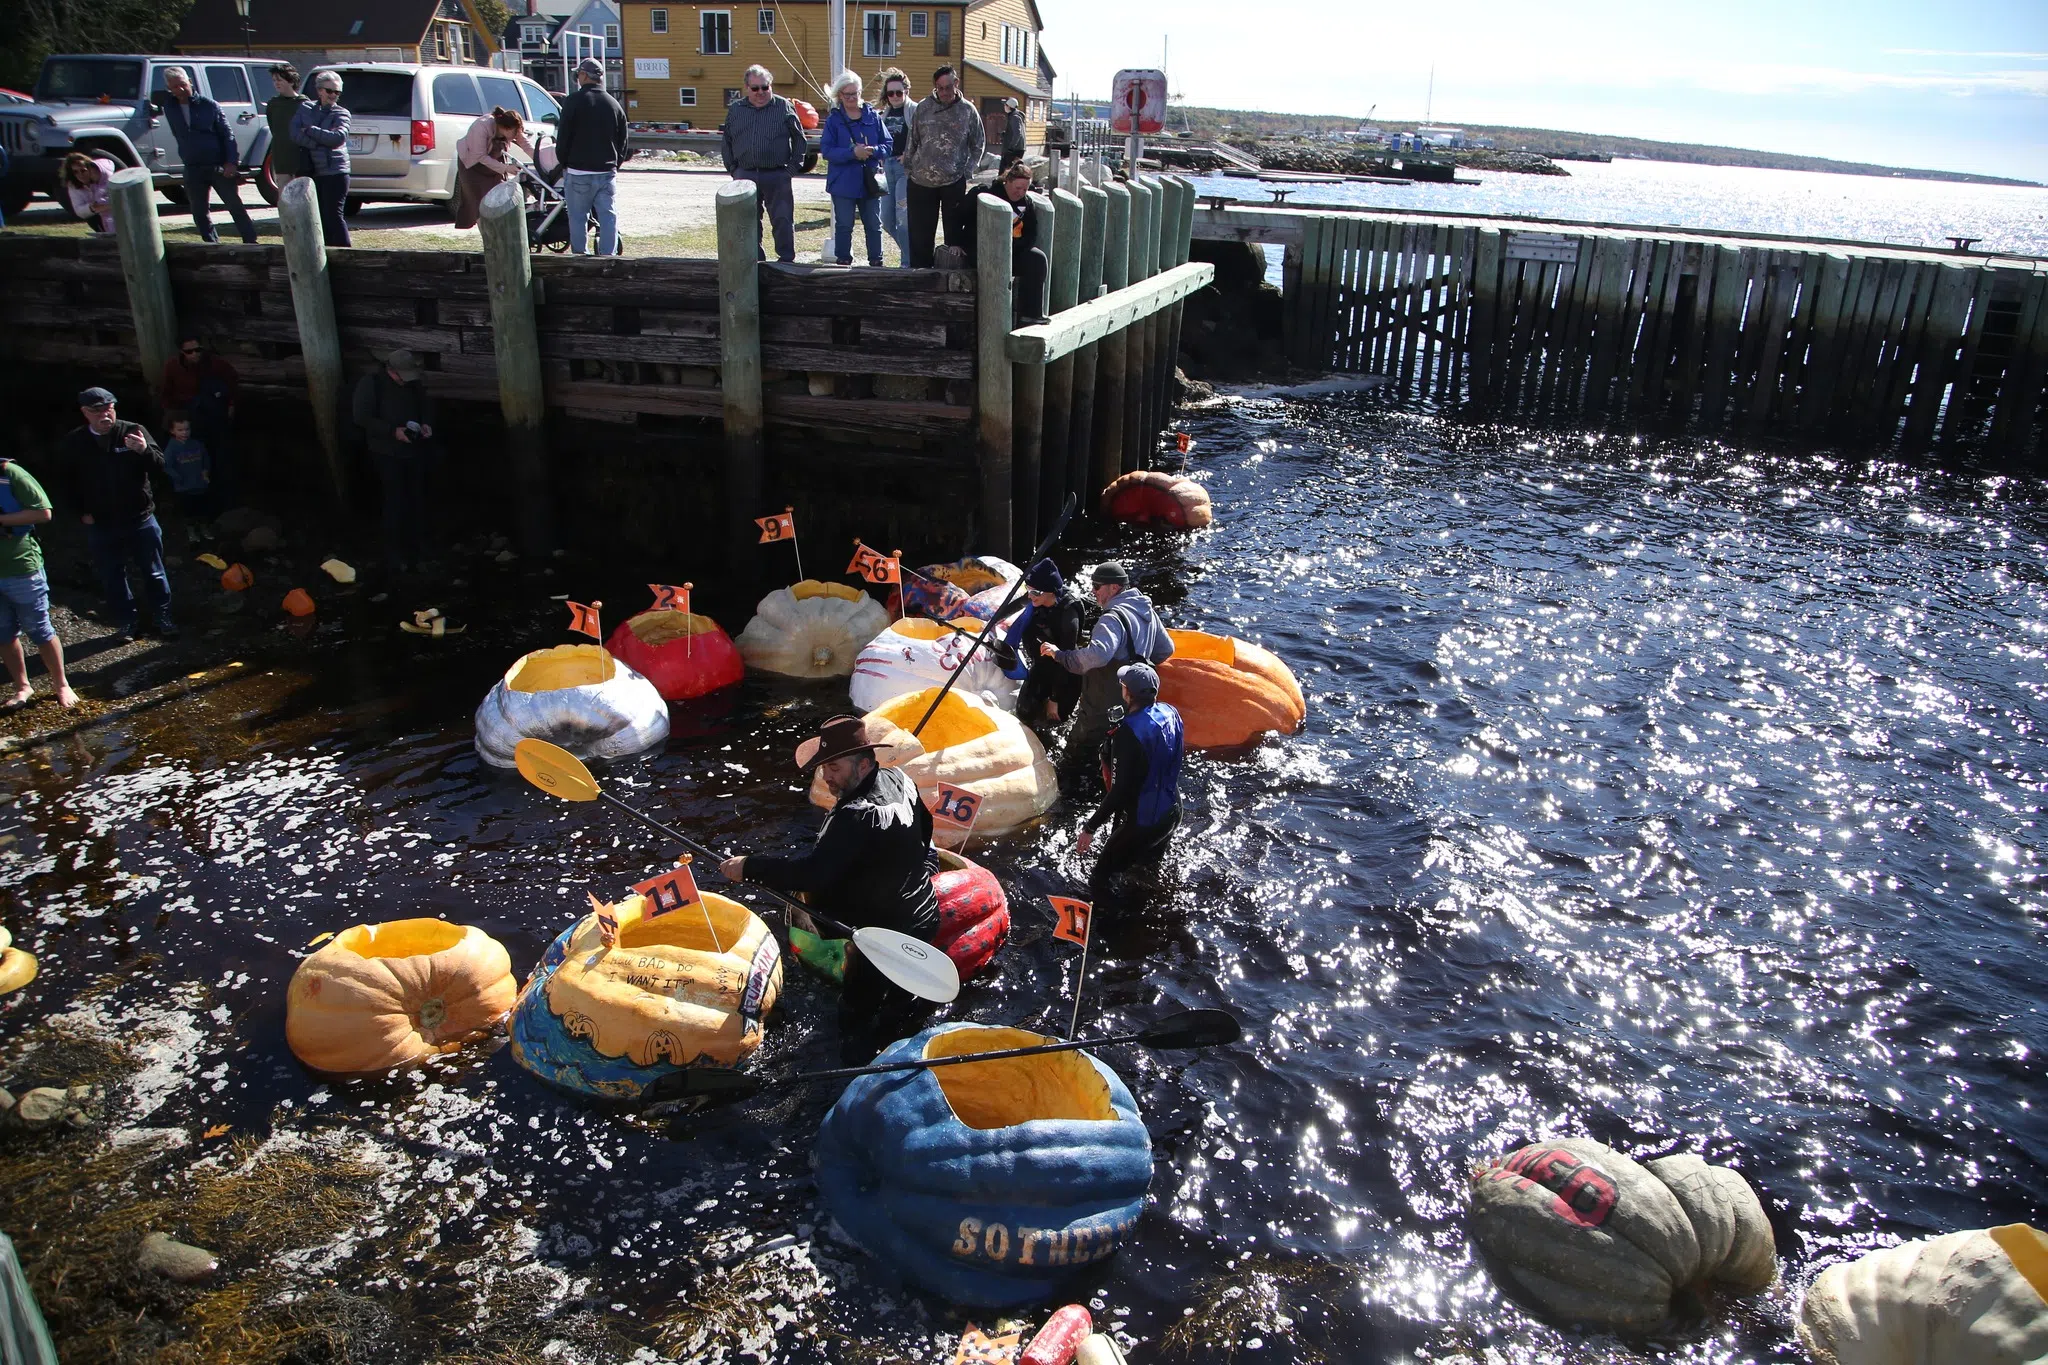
[863,10,896,56]
[999,23,1030,67]
[678,86,697,105]
[933,9,949,55]
[605,23,619,47]
[908,10,926,37]
[757,7,774,32]
[701,9,732,53]
[650,7,668,33]
[1022,29,1031,68]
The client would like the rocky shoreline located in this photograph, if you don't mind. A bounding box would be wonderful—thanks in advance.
[1147,141,1569,178]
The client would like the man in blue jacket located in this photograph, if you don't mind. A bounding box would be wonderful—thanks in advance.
[160,67,258,245]
[1079,662,1184,896]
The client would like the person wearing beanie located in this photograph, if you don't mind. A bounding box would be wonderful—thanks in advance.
[1078,660,1184,893]
[994,557,1089,728]
[1038,559,1176,764]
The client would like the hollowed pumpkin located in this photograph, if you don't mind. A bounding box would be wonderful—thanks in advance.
[285,919,517,1074]
[813,1023,1153,1306]
[508,890,783,1101]
[1156,629,1306,751]
[1800,1225,2048,1365]
[810,688,1057,846]
[473,644,670,769]
[735,579,891,678]
[851,616,1018,714]
[605,609,745,701]
[1101,470,1213,530]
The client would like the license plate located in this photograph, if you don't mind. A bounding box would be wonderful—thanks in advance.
[348,135,378,154]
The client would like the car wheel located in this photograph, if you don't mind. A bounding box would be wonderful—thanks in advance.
[160,184,189,207]
[0,188,29,218]
[801,150,820,174]
[255,154,280,207]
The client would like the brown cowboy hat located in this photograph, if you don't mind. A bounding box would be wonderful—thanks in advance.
[794,714,890,771]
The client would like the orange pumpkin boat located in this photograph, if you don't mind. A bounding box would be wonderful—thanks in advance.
[1156,629,1305,750]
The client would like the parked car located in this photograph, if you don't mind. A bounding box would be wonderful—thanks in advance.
[0,54,280,217]
[301,63,566,212]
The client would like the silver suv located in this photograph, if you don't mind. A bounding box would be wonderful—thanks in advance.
[308,63,563,210]
[0,54,282,217]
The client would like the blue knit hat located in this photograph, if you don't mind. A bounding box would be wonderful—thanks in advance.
[1118,661,1159,703]
[1025,558,1064,593]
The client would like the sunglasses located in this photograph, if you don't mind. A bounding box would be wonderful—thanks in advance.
[747,84,769,92]
[885,88,906,96]
[180,346,201,355]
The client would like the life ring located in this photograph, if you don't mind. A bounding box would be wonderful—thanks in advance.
[473,644,670,769]
[605,609,746,701]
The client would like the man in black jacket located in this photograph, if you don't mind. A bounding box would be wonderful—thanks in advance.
[160,67,258,245]
[350,350,437,573]
[721,715,941,1062]
[994,557,1089,728]
[58,387,176,639]
[554,57,628,256]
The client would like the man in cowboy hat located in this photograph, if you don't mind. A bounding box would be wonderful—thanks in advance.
[721,715,941,1062]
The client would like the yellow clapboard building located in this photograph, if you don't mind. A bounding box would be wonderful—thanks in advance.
[618,0,1051,150]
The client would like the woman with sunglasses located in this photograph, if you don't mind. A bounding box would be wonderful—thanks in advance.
[874,68,913,262]
[821,70,891,267]
[290,72,353,246]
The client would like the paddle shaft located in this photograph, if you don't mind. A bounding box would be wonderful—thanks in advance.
[909,494,1077,738]
[754,1027,1159,1091]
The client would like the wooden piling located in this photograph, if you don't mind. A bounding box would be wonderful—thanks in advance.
[714,182,766,572]
[1123,177,1156,472]
[1067,184,1108,512]
[1012,190,1054,552]
[975,192,1017,555]
[1042,186,1085,534]
[1150,177,1189,446]
[107,168,178,411]
[275,176,348,503]
[1092,181,1131,495]
[478,180,554,553]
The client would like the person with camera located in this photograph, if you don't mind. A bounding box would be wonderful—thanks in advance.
[350,349,438,575]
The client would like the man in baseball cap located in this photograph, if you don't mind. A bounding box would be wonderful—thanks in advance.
[1039,559,1176,767]
[57,384,177,640]
[555,50,629,255]
[721,715,942,1062]
[1077,660,1184,896]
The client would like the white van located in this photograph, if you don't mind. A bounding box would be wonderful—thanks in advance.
[305,63,563,211]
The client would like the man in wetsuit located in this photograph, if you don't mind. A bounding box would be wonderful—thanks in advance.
[1040,560,1175,764]
[720,715,940,1063]
[1079,663,1184,896]
[993,557,1089,729]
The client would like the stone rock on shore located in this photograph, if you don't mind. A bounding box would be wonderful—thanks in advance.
[137,1232,219,1283]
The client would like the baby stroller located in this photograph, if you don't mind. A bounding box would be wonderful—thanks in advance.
[520,143,625,254]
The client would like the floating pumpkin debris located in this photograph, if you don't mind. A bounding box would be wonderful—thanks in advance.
[195,553,228,570]
[320,558,356,583]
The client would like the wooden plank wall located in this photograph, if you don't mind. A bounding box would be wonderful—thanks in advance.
[1287,218,2048,459]
[0,236,979,443]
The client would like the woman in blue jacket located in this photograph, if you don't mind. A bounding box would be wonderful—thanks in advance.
[290,71,353,246]
[820,71,891,267]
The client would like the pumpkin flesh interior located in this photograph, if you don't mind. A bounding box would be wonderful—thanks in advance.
[873,689,997,750]
[626,610,721,646]
[889,617,987,642]
[614,891,755,954]
[507,644,614,692]
[1168,629,1237,665]
[336,919,467,959]
[791,579,863,602]
[925,1026,1116,1129]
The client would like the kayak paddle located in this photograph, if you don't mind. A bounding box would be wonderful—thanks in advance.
[643,1007,1241,1104]
[511,738,961,1005]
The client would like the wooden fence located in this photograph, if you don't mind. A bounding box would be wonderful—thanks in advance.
[1214,207,2047,458]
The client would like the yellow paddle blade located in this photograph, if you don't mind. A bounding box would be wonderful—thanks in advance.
[514,738,601,802]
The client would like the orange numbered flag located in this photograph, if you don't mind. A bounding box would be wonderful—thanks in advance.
[567,599,602,640]
[1176,431,1193,453]
[847,541,902,586]
[927,781,982,831]
[1049,895,1092,947]
[649,582,691,613]
[633,857,703,919]
[756,508,796,543]
[589,891,621,947]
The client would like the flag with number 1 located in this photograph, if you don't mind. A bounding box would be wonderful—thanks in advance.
[590,891,621,947]
[633,859,703,918]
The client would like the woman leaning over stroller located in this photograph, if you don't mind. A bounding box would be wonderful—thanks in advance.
[454,106,533,230]
[291,72,352,246]
[820,71,890,267]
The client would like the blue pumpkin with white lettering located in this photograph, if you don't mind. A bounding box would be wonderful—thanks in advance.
[812,1022,1153,1306]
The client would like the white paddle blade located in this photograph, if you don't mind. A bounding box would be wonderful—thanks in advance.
[853,927,961,1004]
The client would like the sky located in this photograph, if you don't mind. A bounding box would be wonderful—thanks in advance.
[1033,0,2048,181]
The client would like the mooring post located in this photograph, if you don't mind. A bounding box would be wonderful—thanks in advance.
[1092,180,1132,496]
[1166,175,1196,431]
[108,167,178,413]
[1123,177,1157,472]
[1011,190,1054,552]
[1152,177,1189,444]
[1041,186,1084,533]
[976,193,1016,557]
[1146,177,1177,444]
[275,176,348,504]
[478,180,555,553]
[1068,183,1108,511]
[714,182,767,575]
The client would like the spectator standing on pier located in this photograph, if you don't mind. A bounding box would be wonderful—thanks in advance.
[264,64,311,194]
[555,57,629,256]
[160,67,259,245]
[720,66,806,264]
[59,154,118,234]
[875,68,914,262]
[969,162,1049,322]
[351,350,436,575]
[58,387,177,641]
[0,456,80,710]
[1000,99,1027,170]
[899,65,984,268]
[453,106,533,230]
[821,71,890,267]
[291,72,352,247]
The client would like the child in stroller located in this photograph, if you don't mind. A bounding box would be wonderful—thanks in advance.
[520,143,624,254]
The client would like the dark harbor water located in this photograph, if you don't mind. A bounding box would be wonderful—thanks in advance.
[2,390,2044,1362]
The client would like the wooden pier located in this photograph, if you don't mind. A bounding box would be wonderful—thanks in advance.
[0,167,1204,565]
[1197,204,2048,458]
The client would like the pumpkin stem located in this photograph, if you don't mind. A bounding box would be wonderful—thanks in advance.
[417,997,448,1035]
[811,645,833,668]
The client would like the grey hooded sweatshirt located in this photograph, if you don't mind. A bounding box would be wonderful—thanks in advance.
[1054,587,1175,674]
